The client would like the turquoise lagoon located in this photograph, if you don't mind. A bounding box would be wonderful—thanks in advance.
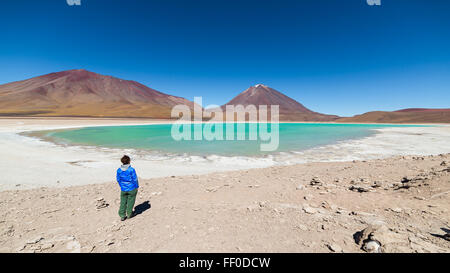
[33,123,428,157]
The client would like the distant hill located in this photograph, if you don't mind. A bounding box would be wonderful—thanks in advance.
[0,69,194,118]
[337,108,450,123]
[221,84,339,121]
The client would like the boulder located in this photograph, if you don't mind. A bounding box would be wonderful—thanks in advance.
[354,221,408,253]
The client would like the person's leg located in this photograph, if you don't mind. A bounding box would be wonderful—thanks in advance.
[126,189,138,218]
[118,191,128,219]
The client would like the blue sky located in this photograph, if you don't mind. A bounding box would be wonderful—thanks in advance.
[1,0,449,116]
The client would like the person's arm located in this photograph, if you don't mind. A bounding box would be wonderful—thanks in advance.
[116,169,121,184]
[132,169,139,188]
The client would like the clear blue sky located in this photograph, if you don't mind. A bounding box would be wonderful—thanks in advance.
[1,0,449,116]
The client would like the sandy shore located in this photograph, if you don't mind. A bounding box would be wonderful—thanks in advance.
[0,118,449,253]
[0,153,449,253]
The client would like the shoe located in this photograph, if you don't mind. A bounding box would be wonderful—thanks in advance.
[120,217,126,221]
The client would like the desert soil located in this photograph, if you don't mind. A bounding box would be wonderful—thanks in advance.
[1,153,449,253]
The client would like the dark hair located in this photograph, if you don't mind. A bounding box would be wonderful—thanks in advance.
[121,155,131,165]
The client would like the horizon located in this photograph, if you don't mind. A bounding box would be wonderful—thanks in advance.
[2,66,449,118]
[1,0,450,116]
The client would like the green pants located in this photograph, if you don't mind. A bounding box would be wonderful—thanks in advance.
[118,189,138,218]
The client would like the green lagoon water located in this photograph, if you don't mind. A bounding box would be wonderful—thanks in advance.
[35,123,427,157]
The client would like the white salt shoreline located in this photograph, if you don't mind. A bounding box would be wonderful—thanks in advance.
[1,118,450,191]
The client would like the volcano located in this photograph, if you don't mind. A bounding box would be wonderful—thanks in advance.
[221,84,339,121]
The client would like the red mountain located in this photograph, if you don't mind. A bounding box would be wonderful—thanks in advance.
[0,69,194,118]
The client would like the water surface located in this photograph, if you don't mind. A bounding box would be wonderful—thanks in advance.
[34,123,427,157]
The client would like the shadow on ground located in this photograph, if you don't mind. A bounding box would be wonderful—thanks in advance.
[134,201,151,216]
[430,227,450,241]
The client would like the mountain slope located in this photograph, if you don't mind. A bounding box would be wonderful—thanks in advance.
[0,69,194,118]
[221,84,339,121]
[337,108,450,123]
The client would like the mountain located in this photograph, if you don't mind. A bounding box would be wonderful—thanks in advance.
[220,84,339,121]
[0,69,194,118]
[337,108,450,123]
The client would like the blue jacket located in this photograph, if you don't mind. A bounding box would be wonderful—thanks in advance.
[116,164,139,192]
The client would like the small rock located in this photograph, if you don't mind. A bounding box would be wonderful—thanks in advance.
[401,176,411,183]
[336,208,349,215]
[371,181,383,188]
[17,245,26,252]
[302,206,317,214]
[349,185,370,193]
[391,208,402,213]
[327,243,343,253]
[86,245,96,253]
[443,234,450,241]
[310,177,322,186]
[27,236,44,245]
[296,185,305,190]
[304,194,313,201]
[95,198,109,209]
[40,243,54,250]
[363,240,381,253]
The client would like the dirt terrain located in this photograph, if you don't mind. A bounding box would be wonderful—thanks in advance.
[1,153,449,253]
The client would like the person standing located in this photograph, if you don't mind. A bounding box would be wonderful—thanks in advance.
[116,155,139,221]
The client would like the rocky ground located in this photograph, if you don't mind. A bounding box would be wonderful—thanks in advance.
[0,154,449,253]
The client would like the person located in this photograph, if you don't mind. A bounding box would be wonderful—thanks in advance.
[116,155,139,221]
